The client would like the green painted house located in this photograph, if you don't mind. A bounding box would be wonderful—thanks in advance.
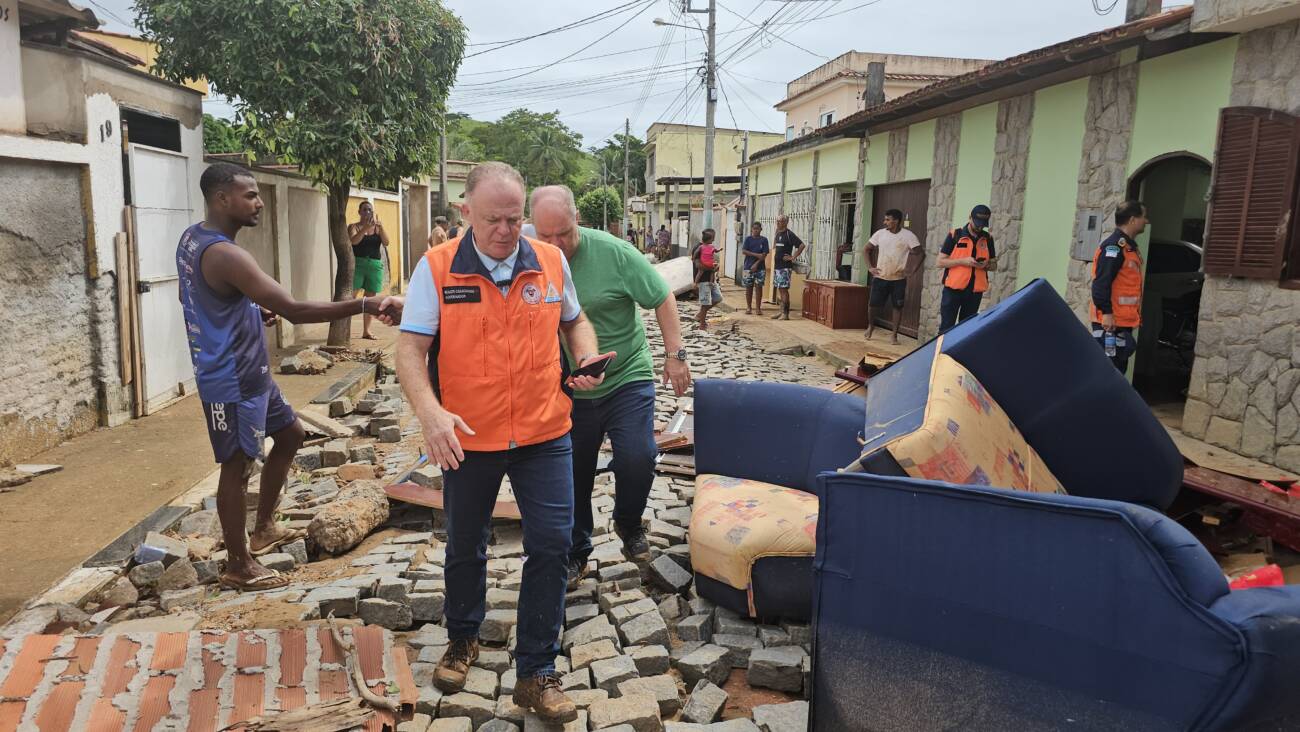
[744,0,1300,472]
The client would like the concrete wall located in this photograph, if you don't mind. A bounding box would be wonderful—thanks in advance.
[0,159,99,464]
[288,186,333,342]
[1182,19,1300,471]
[1,0,23,134]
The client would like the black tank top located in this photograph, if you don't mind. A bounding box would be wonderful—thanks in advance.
[353,232,382,260]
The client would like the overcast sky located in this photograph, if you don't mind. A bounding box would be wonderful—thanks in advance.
[87,0,1160,147]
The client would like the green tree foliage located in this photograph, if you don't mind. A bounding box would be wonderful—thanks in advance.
[577,186,622,230]
[137,0,465,345]
[465,109,584,187]
[202,113,252,155]
[590,133,647,196]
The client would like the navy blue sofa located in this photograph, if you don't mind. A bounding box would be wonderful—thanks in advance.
[693,280,1300,730]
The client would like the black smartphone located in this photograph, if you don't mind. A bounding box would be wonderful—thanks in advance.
[975,257,987,263]
[572,354,615,378]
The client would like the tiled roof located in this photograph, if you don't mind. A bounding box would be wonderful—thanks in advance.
[0,627,416,731]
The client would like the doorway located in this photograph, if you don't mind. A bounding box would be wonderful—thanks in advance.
[1127,154,1211,405]
[869,179,931,338]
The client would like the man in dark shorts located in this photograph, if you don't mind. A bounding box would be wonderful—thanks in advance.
[771,215,805,320]
[864,208,923,344]
[179,162,390,591]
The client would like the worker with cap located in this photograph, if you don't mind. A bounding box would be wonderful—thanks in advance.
[936,204,997,332]
[1090,200,1148,373]
[395,161,608,724]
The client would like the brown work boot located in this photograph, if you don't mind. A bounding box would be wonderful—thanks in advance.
[513,672,578,723]
[433,638,479,693]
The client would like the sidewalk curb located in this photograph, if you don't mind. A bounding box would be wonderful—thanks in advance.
[713,299,857,372]
[4,356,388,632]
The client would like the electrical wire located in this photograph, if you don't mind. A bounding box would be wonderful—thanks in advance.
[715,0,828,60]
[464,0,648,54]
[1092,0,1121,14]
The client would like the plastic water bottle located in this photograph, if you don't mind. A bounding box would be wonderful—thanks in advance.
[1104,331,1117,357]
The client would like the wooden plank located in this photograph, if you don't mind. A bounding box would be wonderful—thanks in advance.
[124,205,147,417]
[114,232,133,386]
[297,410,355,439]
[1166,427,1299,483]
[384,482,522,520]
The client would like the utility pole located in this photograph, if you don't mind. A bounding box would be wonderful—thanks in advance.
[737,131,749,281]
[602,157,608,231]
[622,118,631,240]
[686,0,717,231]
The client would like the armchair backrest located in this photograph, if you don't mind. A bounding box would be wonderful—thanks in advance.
[695,379,865,492]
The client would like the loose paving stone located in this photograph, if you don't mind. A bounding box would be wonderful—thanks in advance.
[376,576,411,603]
[156,559,198,592]
[598,589,647,613]
[495,697,527,725]
[100,577,139,608]
[306,586,360,617]
[478,720,520,732]
[410,623,450,648]
[657,595,686,621]
[676,645,730,687]
[619,611,670,647]
[714,611,757,637]
[129,560,165,588]
[587,693,662,732]
[481,608,517,643]
[709,720,761,732]
[599,562,640,583]
[713,634,764,668]
[429,719,472,732]
[571,639,620,671]
[563,615,620,652]
[590,654,640,695]
[293,447,323,471]
[193,560,220,586]
[329,397,354,417]
[648,555,692,594]
[487,588,520,610]
[670,641,705,665]
[321,439,349,467]
[283,539,309,565]
[752,701,809,732]
[349,443,379,463]
[617,674,682,716]
[747,647,806,693]
[178,510,221,538]
[359,597,412,629]
[628,645,669,676]
[397,712,431,731]
[159,586,205,611]
[566,689,610,710]
[677,615,712,642]
[417,645,450,665]
[662,724,707,732]
[464,666,499,698]
[561,668,591,691]
[522,710,588,732]
[565,603,600,625]
[756,626,789,648]
[475,649,512,674]
[378,425,402,442]
[500,669,516,695]
[681,679,727,724]
[609,598,659,624]
[260,553,296,572]
[440,693,495,729]
[780,621,812,647]
[686,597,714,617]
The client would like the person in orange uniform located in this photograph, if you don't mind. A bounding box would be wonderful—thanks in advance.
[936,205,997,333]
[394,162,609,724]
[1091,200,1148,373]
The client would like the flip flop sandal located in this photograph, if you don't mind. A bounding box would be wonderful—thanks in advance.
[250,527,307,557]
[219,570,289,593]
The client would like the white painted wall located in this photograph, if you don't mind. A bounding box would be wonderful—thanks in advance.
[0,0,22,134]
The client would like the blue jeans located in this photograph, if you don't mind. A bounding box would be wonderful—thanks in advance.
[570,380,658,562]
[442,435,573,677]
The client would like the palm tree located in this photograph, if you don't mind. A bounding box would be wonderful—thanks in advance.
[528,129,568,186]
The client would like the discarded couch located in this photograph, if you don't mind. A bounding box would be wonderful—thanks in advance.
[692,279,1300,728]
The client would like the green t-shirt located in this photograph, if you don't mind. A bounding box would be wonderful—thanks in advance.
[564,227,670,399]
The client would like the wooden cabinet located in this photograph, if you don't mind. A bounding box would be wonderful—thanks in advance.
[801,280,870,329]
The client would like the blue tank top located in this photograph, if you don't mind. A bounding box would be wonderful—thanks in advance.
[177,223,273,402]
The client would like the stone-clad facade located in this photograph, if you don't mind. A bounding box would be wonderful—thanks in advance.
[1182,19,1300,471]
[985,94,1035,308]
[1066,64,1139,321]
[886,128,909,183]
[918,114,962,341]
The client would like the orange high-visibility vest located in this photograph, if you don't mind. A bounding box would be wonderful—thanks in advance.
[1090,241,1144,328]
[424,234,572,452]
[944,228,990,293]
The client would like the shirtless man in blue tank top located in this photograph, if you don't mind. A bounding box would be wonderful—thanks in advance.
[179,163,394,591]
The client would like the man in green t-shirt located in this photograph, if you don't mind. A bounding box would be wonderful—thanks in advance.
[530,186,692,583]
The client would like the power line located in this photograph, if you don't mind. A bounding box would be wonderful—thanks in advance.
[464,0,649,57]
[720,67,773,123]
[715,0,827,61]
[717,72,742,131]
[84,0,134,28]
[630,22,679,128]
[1091,0,1121,13]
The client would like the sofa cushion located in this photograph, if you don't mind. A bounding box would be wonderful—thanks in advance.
[690,473,818,616]
[878,352,1067,495]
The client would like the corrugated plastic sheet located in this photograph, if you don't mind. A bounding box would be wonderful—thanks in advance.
[0,627,414,731]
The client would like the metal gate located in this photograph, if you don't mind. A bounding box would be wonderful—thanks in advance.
[129,144,197,412]
[811,187,837,280]
[756,194,779,235]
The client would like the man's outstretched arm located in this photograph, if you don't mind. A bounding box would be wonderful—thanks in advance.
[203,242,381,323]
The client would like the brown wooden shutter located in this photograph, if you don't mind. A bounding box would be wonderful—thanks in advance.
[1203,107,1300,279]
